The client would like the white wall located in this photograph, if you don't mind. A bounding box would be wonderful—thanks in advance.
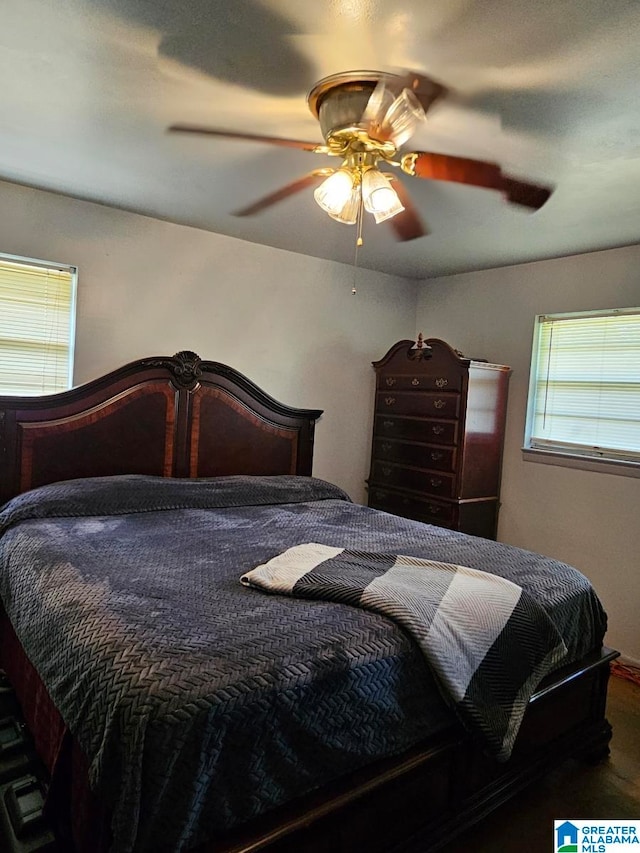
[0,180,418,501]
[416,245,640,662]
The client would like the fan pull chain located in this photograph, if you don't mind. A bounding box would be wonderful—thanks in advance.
[356,187,365,248]
[352,239,360,295]
[352,188,365,294]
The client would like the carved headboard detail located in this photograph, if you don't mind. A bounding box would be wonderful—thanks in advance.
[0,352,322,503]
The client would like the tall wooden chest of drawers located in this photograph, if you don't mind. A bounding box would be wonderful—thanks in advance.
[367,337,511,539]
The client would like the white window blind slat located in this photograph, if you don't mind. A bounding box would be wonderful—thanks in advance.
[527,308,640,464]
[0,255,76,396]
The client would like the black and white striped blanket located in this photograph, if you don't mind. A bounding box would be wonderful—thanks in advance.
[242,543,568,760]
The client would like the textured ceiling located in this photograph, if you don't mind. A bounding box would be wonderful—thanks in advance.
[1,0,640,278]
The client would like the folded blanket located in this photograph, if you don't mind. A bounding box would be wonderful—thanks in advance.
[242,543,567,760]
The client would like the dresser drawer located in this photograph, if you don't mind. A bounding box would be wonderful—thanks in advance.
[376,416,458,446]
[368,488,456,526]
[373,438,455,472]
[376,391,460,419]
[379,372,462,392]
[370,461,456,497]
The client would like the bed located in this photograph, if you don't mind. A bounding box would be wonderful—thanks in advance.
[0,350,617,853]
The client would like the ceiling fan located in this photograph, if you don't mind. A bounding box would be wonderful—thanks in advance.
[168,70,553,243]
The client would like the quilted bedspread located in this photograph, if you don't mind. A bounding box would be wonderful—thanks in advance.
[0,475,607,853]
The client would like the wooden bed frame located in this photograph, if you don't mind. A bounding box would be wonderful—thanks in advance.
[0,351,617,853]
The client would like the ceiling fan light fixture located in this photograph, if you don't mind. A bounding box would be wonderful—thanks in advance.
[313,168,354,215]
[362,169,405,222]
[169,69,550,250]
[381,87,426,147]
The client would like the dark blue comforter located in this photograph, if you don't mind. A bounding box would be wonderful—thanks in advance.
[0,475,607,853]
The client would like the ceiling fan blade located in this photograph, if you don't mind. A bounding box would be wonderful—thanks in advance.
[386,179,429,241]
[168,125,323,152]
[232,171,331,217]
[500,177,553,210]
[401,151,552,209]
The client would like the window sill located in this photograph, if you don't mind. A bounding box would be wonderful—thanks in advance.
[522,447,640,479]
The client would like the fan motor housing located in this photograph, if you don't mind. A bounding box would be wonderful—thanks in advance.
[308,71,398,140]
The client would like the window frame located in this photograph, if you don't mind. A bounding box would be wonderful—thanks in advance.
[523,306,640,479]
[0,251,78,396]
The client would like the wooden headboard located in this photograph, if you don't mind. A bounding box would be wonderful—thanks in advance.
[0,351,322,503]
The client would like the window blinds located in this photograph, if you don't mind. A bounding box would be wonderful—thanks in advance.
[0,257,76,395]
[530,308,640,462]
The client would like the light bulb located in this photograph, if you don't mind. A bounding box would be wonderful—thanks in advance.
[367,185,398,214]
[314,170,354,215]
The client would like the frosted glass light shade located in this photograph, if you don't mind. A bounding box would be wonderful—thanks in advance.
[362,169,404,222]
[328,186,361,224]
[372,203,405,224]
[314,169,354,215]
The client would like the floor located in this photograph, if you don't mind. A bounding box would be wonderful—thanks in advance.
[438,673,640,852]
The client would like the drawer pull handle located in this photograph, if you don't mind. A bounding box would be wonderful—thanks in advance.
[430,451,444,461]
[431,425,445,435]
[385,397,396,406]
[383,420,395,430]
[430,477,443,488]
[433,399,446,409]
[381,466,392,477]
[381,442,392,453]
[435,377,448,388]
[411,378,420,386]
[428,504,441,515]
[385,377,397,387]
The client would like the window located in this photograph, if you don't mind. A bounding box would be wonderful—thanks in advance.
[524,307,640,471]
[0,254,77,396]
